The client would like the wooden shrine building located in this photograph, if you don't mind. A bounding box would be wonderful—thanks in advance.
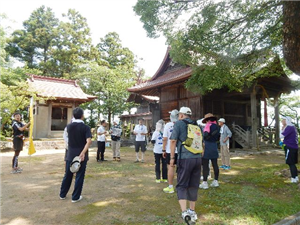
[28,74,96,139]
[128,48,294,149]
[120,94,159,136]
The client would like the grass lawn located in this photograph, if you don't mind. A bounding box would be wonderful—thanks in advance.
[1,146,299,225]
[72,147,300,225]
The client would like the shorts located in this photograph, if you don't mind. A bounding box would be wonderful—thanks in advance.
[135,141,146,152]
[166,153,178,165]
[13,137,24,151]
[285,146,298,165]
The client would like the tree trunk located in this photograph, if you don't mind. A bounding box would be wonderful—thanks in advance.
[283,1,300,75]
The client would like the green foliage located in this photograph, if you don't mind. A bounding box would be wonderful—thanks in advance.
[5,6,92,78]
[134,0,291,94]
[278,93,300,134]
[75,32,137,126]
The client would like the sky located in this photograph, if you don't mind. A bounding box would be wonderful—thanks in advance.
[0,0,168,78]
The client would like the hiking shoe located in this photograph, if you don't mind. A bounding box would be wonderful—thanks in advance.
[187,208,198,222]
[219,165,225,169]
[211,180,219,187]
[161,179,168,183]
[72,195,83,203]
[156,179,161,183]
[182,210,192,224]
[163,186,174,193]
[116,158,121,162]
[291,178,298,183]
[199,182,209,189]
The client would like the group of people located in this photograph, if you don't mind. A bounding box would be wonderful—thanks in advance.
[10,106,298,224]
[96,119,122,162]
[148,107,233,224]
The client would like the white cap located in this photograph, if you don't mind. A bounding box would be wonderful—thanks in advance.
[218,118,225,123]
[70,156,81,173]
[113,119,119,124]
[179,107,192,115]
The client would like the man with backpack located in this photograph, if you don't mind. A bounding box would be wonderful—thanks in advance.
[170,107,202,225]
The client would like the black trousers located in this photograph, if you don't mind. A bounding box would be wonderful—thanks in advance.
[202,158,219,181]
[97,141,105,161]
[154,153,167,180]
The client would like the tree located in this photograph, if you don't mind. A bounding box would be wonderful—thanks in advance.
[50,9,93,78]
[77,32,137,127]
[6,6,59,72]
[134,0,300,94]
[5,7,93,78]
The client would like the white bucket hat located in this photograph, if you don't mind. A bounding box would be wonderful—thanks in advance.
[70,156,81,173]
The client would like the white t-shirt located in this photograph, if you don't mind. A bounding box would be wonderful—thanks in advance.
[151,131,164,154]
[163,122,177,153]
[134,124,148,141]
[97,125,106,142]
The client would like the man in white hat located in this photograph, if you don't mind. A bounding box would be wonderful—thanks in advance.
[169,106,201,224]
[110,119,122,161]
[218,118,232,170]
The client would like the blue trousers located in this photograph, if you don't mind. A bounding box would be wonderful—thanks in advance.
[60,160,87,201]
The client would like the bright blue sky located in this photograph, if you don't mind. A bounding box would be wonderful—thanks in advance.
[0,0,167,78]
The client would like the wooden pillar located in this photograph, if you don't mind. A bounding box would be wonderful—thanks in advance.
[250,89,257,148]
[47,102,52,137]
[274,95,280,144]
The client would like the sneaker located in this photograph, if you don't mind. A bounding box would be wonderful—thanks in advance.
[219,165,225,169]
[291,178,298,183]
[163,186,174,193]
[211,180,219,187]
[224,166,231,170]
[199,181,209,189]
[59,196,66,200]
[141,159,145,163]
[156,179,161,183]
[295,176,299,182]
[187,208,198,222]
[72,195,83,203]
[161,179,168,183]
[134,159,139,163]
[182,210,191,224]
[116,158,121,162]
[113,157,116,161]
[11,169,21,174]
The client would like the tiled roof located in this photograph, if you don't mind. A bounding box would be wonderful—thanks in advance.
[128,66,192,93]
[27,74,96,102]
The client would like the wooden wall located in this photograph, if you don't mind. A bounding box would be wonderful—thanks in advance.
[160,84,202,121]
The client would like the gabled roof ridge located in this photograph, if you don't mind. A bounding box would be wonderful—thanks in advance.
[150,46,171,81]
[27,74,77,86]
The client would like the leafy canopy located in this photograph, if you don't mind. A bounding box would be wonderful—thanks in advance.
[134,0,290,94]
